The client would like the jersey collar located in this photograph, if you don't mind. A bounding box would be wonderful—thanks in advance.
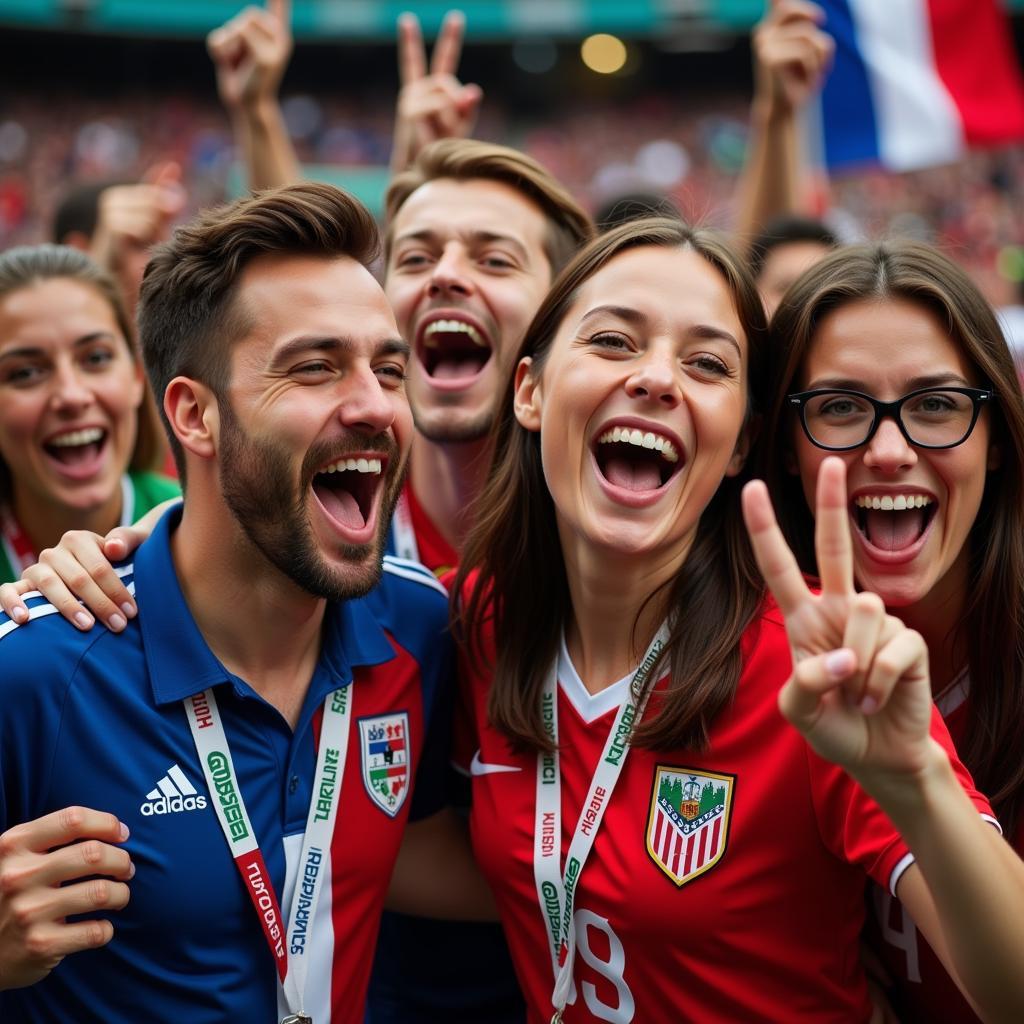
[134,504,397,707]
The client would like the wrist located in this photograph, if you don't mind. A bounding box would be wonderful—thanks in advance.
[853,739,959,825]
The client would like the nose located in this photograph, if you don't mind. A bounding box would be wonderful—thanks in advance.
[337,363,398,437]
[863,416,917,472]
[49,359,94,414]
[625,346,681,408]
[427,243,472,299]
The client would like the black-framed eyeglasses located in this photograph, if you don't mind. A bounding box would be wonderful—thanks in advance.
[787,386,995,451]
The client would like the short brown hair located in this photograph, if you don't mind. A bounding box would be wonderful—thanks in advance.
[0,244,164,505]
[138,182,380,481]
[385,139,594,275]
[456,217,769,753]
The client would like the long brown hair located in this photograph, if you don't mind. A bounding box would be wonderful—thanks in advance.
[0,243,164,506]
[761,240,1024,834]
[455,217,769,752]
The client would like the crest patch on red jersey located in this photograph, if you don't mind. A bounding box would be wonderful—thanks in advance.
[645,766,734,887]
[358,712,410,817]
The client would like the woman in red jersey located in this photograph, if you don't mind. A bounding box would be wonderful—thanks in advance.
[450,218,1024,1023]
[5,222,1024,1022]
[760,240,1024,1023]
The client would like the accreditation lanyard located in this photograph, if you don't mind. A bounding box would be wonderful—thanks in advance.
[533,624,670,1023]
[391,490,420,563]
[1,475,135,576]
[184,682,353,1024]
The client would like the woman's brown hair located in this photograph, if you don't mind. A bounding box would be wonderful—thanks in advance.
[455,217,769,753]
[0,244,164,506]
[761,240,1024,834]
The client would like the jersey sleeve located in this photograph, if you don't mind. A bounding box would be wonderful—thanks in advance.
[807,704,996,894]
[409,632,455,822]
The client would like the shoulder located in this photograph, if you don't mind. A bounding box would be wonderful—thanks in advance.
[0,590,128,700]
[129,470,182,511]
[359,555,449,639]
[381,555,448,602]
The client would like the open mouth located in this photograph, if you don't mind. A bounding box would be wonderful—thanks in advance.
[594,426,682,493]
[851,493,936,553]
[43,427,107,468]
[419,319,493,382]
[311,455,384,535]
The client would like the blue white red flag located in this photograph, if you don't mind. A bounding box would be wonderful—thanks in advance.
[820,0,1024,171]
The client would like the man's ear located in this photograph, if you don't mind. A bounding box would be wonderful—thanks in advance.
[164,377,219,461]
[513,357,542,432]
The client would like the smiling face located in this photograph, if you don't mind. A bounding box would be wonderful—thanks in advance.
[793,296,995,610]
[514,244,749,562]
[385,177,554,443]
[0,277,143,521]
[217,254,413,600]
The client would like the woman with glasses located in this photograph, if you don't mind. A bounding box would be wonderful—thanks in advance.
[760,239,1024,1022]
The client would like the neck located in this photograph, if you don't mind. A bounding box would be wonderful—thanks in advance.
[10,481,124,558]
[171,494,325,730]
[889,580,968,696]
[562,537,686,695]
[408,433,490,552]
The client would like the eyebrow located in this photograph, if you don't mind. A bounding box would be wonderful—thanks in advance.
[392,228,531,263]
[270,335,410,369]
[577,304,743,354]
[805,372,972,391]
[0,332,119,363]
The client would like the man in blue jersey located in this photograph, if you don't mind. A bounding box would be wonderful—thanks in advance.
[0,182,483,1023]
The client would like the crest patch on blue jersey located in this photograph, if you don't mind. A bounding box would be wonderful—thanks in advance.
[646,765,734,887]
[358,712,410,817]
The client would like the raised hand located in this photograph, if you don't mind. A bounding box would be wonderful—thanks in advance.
[741,457,933,785]
[207,0,293,113]
[753,0,834,117]
[0,809,133,991]
[391,10,483,173]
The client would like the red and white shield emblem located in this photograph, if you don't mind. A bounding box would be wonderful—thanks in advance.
[358,712,410,817]
[646,766,734,887]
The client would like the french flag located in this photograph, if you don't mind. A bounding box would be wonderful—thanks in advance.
[820,0,1024,171]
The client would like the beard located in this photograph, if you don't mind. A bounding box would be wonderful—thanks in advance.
[217,400,405,602]
[410,400,495,445]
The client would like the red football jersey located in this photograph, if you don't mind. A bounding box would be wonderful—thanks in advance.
[404,481,459,577]
[870,673,1012,1023]
[457,602,993,1024]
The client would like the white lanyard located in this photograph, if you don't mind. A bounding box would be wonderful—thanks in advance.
[533,624,670,1022]
[185,683,353,1023]
[2,474,135,576]
[391,490,419,563]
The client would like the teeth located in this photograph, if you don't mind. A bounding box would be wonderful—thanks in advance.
[854,494,933,510]
[597,426,679,464]
[320,457,382,475]
[423,319,486,348]
[49,428,104,447]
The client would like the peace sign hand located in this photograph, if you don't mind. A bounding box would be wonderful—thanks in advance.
[742,458,934,789]
[391,10,483,173]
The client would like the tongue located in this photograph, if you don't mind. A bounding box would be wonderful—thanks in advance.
[47,442,101,466]
[863,508,926,551]
[314,481,366,530]
[603,455,661,492]
[431,356,485,380]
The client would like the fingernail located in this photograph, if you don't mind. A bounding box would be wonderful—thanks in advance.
[121,602,136,619]
[825,649,855,678]
[12,605,28,623]
[128,861,136,878]
[74,611,94,629]
[108,614,126,632]
[119,821,130,841]
[860,695,879,715]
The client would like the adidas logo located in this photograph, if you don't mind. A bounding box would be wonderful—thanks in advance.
[140,764,208,816]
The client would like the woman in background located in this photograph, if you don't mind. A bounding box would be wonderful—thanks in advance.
[0,245,177,591]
